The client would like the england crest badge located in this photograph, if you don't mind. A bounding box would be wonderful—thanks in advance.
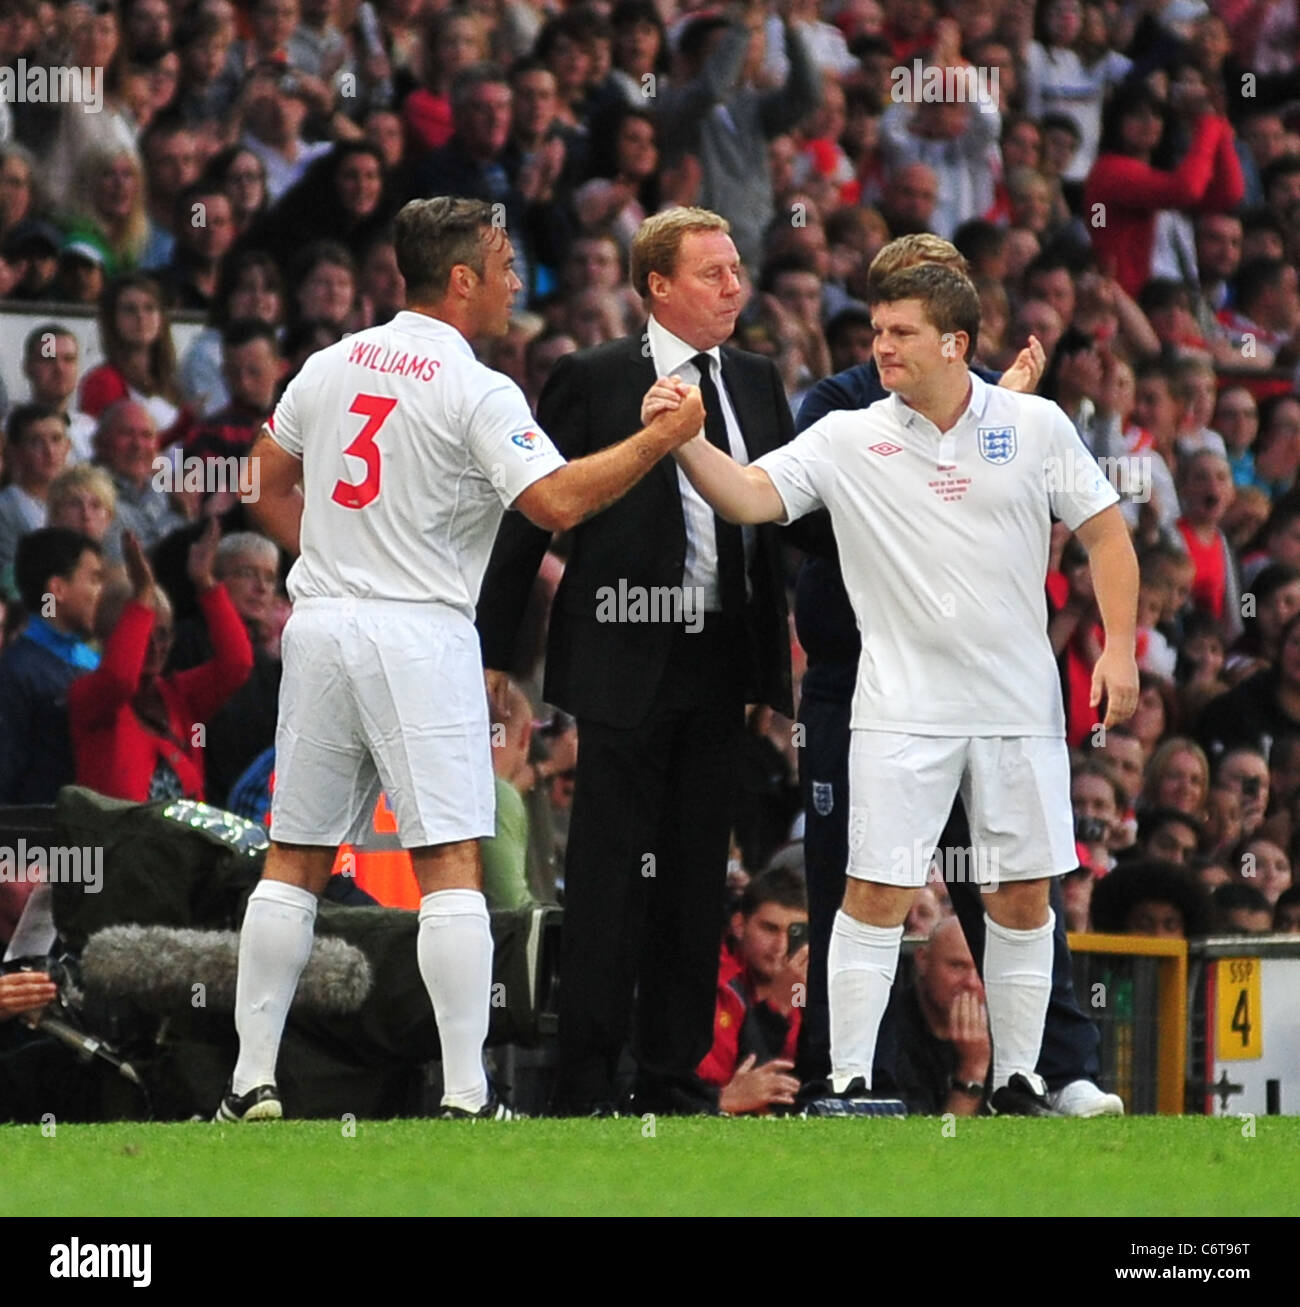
[812,781,834,816]
[977,426,1017,465]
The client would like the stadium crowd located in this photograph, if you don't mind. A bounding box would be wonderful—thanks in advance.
[0,0,1299,1115]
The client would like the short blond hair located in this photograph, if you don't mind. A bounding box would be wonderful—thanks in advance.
[48,464,117,519]
[630,207,730,299]
[866,234,969,298]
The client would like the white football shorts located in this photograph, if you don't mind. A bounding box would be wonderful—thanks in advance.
[271,597,496,849]
[846,730,1077,888]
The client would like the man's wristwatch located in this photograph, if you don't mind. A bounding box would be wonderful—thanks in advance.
[950,1077,985,1097]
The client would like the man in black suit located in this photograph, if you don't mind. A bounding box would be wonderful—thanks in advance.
[477,207,800,1115]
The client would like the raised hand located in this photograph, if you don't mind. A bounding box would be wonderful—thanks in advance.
[999,335,1046,394]
[187,517,221,592]
[123,531,155,606]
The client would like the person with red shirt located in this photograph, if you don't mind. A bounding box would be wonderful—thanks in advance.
[1084,78,1242,298]
[696,866,808,1114]
[69,523,253,802]
[1177,448,1243,642]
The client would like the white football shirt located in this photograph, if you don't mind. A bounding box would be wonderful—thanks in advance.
[268,310,565,617]
[755,372,1120,736]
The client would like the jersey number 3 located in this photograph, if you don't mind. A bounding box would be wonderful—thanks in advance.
[332,393,398,510]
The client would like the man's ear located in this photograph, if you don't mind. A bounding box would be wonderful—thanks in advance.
[646,269,667,305]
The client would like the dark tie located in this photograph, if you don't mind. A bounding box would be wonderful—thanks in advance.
[692,352,746,616]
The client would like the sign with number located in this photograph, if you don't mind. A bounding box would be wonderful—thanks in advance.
[1216,958,1262,1061]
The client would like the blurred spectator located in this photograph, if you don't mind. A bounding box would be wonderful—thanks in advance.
[695,866,807,1115]
[244,141,395,267]
[485,311,544,392]
[1247,396,1300,502]
[825,305,875,374]
[47,466,121,563]
[139,118,202,271]
[21,326,96,466]
[204,145,272,239]
[658,7,821,267]
[1061,864,1094,930]
[286,240,359,333]
[1199,612,1300,756]
[1213,746,1271,839]
[1085,77,1242,297]
[357,229,405,325]
[170,530,282,809]
[1235,834,1292,906]
[154,180,239,312]
[608,0,668,106]
[1023,0,1131,183]
[69,525,252,802]
[92,400,186,550]
[1,217,61,301]
[173,5,241,130]
[1071,759,1122,872]
[179,249,286,419]
[1091,859,1212,936]
[481,674,543,911]
[1142,735,1211,822]
[403,8,489,154]
[524,329,577,411]
[61,146,149,277]
[0,528,104,803]
[235,62,333,204]
[80,273,192,450]
[1217,256,1300,370]
[1137,805,1201,865]
[1216,385,1260,487]
[0,405,70,584]
[1274,885,1300,932]
[187,322,285,468]
[1176,450,1242,641]
[876,915,990,1116]
[1227,563,1300,679]
[574,104,660,249]
[1011,296,1064,361]
[0,144,38,250]
[1211,880,1273,933]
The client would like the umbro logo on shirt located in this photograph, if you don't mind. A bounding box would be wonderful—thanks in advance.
[868,442,902,457]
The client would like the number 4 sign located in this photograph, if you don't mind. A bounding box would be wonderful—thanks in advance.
[1216,957,1263,1060]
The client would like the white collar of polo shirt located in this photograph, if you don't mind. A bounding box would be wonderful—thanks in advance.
[646,314,721,378]
[387,309,477,359]
[886,369,992,435]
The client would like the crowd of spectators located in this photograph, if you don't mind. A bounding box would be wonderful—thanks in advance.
[1,0,1299,998]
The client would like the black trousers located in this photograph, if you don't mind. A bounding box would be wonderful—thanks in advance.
[553,619,744,1114]
[794,687,1101,1091]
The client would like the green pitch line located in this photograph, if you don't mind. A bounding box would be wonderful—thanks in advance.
[3,1117,1296,1218]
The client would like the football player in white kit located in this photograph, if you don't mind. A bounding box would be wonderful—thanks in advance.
[216,197,704,1122]
[646,262,1140,1115]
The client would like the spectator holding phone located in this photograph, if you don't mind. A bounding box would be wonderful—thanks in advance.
[696,866,809,1115]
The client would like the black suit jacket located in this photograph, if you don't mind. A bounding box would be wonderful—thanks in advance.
[476,330,797,729]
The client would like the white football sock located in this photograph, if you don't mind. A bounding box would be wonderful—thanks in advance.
[828,911,903,1093]
[418,889,493,1112]
[231,879,318,1096]
[984,910,1055,1090]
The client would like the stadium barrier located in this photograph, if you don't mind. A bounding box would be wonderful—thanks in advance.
[1066,933,1188,1115]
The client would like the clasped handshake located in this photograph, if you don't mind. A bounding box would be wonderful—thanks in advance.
[641,376,707,450]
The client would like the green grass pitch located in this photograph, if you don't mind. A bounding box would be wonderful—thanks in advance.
[4,1116,1298,1217]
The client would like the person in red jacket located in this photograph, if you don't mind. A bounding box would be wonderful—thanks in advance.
[697,865,809,1114]
[1084,76,1242,298]
[69,522,253,802]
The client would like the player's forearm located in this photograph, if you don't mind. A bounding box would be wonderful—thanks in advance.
[1085,529,1139,650]
[249,488,304,557]
[543,424,681,531]
[674,436,784,524]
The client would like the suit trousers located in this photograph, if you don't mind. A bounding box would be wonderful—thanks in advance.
[794,685,1101,1091]
[553,616,745,1114]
